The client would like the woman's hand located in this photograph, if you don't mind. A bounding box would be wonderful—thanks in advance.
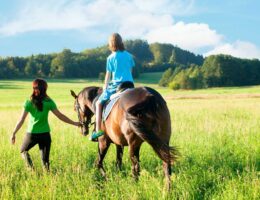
[74,122,82,127]
[10,134,16,145]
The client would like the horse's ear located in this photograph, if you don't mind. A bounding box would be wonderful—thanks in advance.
[70,90,78,99]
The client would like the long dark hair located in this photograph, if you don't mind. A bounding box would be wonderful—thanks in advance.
[31,78,48,111]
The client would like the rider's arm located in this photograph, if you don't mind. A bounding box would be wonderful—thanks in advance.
[103,71,111,90]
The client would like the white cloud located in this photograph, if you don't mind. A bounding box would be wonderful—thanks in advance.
[0,1,89,35]
[205,41,260,59]
[119,14,173,38]
[145,22,223,51]
[133,0,195,16]
[0,0,193,36]
[0,0,259,59]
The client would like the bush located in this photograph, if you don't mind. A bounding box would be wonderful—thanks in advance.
[169,81,180,90]
[98,72,105,82]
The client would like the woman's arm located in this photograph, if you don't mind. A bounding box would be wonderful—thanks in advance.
[11,109,28,144]
[51,109,80,126]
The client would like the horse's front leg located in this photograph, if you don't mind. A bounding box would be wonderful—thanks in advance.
[96,136,111,177]
[116,145,124,171]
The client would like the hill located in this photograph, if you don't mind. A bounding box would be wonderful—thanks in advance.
[0,40,203,79]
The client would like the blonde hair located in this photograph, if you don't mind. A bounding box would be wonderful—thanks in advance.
[108,33,125,52]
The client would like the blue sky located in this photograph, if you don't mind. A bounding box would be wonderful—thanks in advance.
[0,0,259,59]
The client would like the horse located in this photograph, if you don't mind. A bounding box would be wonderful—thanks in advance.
[71,86,178,189]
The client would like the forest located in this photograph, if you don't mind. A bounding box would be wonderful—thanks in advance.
[160,55,260,89]
[0,40,203,79]
[0,39,259,89]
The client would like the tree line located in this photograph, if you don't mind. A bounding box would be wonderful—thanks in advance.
[1,39,258,90]
[159,54,260,89]
[0,40,203,79]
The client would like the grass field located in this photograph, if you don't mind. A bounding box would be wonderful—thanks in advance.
[0,73,259,199]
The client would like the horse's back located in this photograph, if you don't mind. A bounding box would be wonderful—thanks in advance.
[119,87,156,108]
[119,87,167,111]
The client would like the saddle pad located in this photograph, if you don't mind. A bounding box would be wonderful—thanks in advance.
[102,95,120,121]
[102,88,133,121]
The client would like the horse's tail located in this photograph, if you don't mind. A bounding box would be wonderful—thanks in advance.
[126,87,179,164]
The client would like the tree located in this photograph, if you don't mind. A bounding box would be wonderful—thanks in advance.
[159,68,173,87]
[201,55,222,87]
[6,58,19,77]
[25,57,37,77]
[149,43,173,64]
[50,49,76,77]
[34,54,52,77]
[125,40,153,64]
[98,72,105,82]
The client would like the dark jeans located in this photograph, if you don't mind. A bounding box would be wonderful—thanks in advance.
[21,132,51,170]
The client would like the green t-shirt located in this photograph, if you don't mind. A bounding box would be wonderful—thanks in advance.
[24,98,57,134]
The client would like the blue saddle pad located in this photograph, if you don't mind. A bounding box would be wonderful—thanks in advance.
[102,95,120,121]
[102,89,132,121]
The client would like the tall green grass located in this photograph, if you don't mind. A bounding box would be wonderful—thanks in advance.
[0,77,259,199]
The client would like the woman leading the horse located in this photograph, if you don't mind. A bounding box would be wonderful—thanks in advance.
[10,78,81,171]
[90,33,135,141]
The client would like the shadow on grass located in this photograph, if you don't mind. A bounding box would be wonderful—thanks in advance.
[0,83,24,90]
[0,78,99,84]
[45,78,98,83]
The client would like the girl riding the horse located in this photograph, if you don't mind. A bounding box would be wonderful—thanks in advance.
[90,33,135,141]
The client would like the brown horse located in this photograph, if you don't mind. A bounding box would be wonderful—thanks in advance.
[71,86,178,189]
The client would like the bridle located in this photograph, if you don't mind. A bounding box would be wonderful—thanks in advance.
[74,96,93,135]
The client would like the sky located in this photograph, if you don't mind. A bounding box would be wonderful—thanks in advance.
[0,0,259,59]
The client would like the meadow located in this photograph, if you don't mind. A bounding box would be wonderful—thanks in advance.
[0,73,259,199]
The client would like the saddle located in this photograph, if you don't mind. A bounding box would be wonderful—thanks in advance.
[92,81,134,121]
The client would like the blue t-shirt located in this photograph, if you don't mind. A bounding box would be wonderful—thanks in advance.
[106,50,135,84]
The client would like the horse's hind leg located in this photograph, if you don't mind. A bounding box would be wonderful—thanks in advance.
[116,145,124,171]
[163,161,172,191]
[96,136,111,177]
[129,143,141,181]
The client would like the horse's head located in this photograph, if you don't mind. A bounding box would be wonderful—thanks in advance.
[70,87,100,136]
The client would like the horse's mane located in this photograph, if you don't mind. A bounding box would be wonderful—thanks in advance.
[80,86,100,103]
